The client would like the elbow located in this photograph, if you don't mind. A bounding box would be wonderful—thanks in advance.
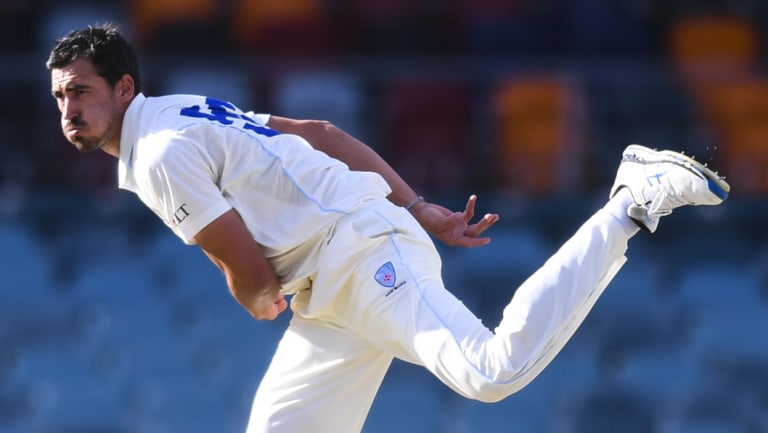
[228,280,280,320]
[303,119,341,141]
[235,291,276,320]
[297,119,347,139]
[242,301,273,321]
[467,382,526,403]
[304,118,335,130]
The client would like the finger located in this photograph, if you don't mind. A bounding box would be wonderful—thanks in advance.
[434,211,465,233]
[462,195,477,222]
[264,300,286,320]
[465,213,500,237]
[453,235,491,248]
[275,297,288,313]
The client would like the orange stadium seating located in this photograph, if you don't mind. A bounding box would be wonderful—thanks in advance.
[492,75,586,196]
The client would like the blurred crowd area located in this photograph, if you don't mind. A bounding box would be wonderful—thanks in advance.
[2,0,768,205]
[1,0,768,433]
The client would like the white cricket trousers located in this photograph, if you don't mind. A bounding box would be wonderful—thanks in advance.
[245,197,634,433]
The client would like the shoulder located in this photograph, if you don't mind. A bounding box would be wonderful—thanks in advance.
[133,95,220,158]
[137,132,211,175]
[142,94,211,126]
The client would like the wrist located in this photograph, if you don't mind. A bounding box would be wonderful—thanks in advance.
[405,195,425,212]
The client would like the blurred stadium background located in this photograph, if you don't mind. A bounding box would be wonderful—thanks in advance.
[1,0,768,432]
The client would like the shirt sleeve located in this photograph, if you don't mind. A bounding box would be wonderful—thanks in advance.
[141,139,231,245]
[244,111,270,125]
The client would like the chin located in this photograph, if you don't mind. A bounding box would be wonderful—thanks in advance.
[71,138,102,153]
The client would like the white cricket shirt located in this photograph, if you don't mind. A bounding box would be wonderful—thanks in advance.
[118,93,391,290]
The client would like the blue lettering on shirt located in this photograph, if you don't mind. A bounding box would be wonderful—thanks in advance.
[180,97,280,137]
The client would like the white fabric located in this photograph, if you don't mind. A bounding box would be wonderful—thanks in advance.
[118,93,391,291]
[247,198,632,433]
[116,93,635,433]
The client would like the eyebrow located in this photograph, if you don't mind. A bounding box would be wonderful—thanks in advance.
[52,83,91,97]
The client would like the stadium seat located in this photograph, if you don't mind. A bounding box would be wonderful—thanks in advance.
[556,0,656,57]
[159,64,255,110]
[380,76,474,198]
[458,344,599,433]
[0,3,38,54]
[612,346,701,404]
[444,225,551,319]
[674,419,752,433]
[721,125,768,195]
[459,397,548,433]
[669,15,758,86]
[448,0,542,55]
[666,15,767,196]
[674,389,755,433]
[230,0,336,57]
[129,0,227,52]
[10,344,123,428]
[693,77,768,195]
[492,74,587,196]
[363,362,445,433]
[270,69,368,141]
[341,0,448,55]
[573,387,655,433]
[37,4,125,54]
[675,264,768,360]
[589,69,695,159]
[0,222,48,304]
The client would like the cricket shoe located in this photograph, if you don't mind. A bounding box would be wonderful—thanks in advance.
[609,144,730,233]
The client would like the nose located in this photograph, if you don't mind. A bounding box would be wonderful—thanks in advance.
[61,97,79,121]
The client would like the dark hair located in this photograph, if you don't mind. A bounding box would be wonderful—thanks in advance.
[46,23,142,93]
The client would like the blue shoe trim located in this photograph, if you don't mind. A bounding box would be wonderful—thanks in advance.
[708,178,730,200]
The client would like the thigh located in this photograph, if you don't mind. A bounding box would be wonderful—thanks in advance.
[246,309,393,433]
[341,230,494,378]
[304,201,496,396]
[313,204,495,390]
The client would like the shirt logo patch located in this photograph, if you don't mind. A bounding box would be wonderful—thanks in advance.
[374,262,396,288]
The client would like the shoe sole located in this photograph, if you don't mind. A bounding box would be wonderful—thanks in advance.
[625,144,731,202]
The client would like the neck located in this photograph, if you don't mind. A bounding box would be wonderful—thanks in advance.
[101,142,120,158]
[102,96,132,158]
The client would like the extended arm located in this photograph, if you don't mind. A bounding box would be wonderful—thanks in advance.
[266,116,417,207]
[193,209,287,320]
[265,116,500,247]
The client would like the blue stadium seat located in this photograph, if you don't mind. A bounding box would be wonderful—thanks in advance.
[271,70,368,143]
[673,419,751,433]
[0,222,48,305]
[37,4,126,57]
[363,362,446,433]
[441,225,556,323]
[11,346,122,428]
[159,66,255,111]
[572,386,655,433]
[611,347,700,403]
[459,344,598,433]
[674,264,767,358]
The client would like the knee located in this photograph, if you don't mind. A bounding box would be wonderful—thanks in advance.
[462,377,529,403]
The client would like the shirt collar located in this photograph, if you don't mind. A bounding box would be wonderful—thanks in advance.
[117,93,147,191]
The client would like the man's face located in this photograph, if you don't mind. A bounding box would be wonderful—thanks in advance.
[51,58,124,154]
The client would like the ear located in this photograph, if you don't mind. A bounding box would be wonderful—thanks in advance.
[116,74,136,101]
